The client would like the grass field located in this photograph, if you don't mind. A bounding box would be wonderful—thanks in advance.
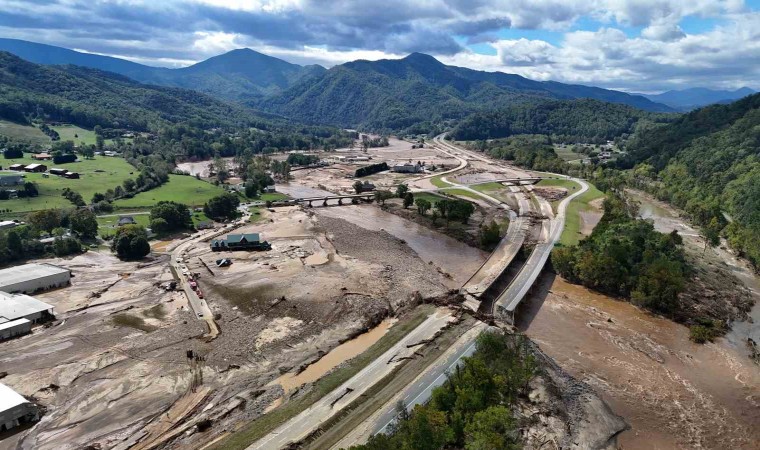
[255,192,288,202]
[430,174,453,188]
[471,181,507,192]
[213,305,435,450]
[50,124,128,146]
[115,174,226,208]
[0,121,50,146]
[0,156,137,216]
[553,145,585,162]
[411,192,446,205]
[540,179,605,246]
[442,188,485,202]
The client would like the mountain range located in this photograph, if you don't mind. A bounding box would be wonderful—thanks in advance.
[0,39,675,131]
[0,38,325,101]
[637,87,756,111]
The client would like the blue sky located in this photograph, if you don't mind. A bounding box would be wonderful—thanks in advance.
[0,0,758,92]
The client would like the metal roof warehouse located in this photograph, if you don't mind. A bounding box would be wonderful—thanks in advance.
[0,291,55,324]
[0,263,71,294]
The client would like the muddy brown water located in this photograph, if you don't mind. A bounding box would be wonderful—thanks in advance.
[521,276,760,450]
[315,205,487,286]
[272,318,396,394]
[628,190,760,352]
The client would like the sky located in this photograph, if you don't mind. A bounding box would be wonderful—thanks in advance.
[1,0,759,93]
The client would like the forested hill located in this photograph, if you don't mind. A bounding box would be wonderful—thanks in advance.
[0,39,325,101]
[449,99,674,141]
[258,53,673,131]
[622,93,760,267]
[0,52,272,131]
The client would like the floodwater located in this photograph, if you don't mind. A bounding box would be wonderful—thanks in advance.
[273,318,396,393]
[520,276,760,450]
[628,189,760,352]
[315,205,487,286]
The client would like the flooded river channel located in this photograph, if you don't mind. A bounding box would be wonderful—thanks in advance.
[521,190,760,449]
[315,205,487,287]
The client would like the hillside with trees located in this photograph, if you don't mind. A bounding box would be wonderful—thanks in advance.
[620,93,760,268]
[260,53,672,132]
[450,99,674,142]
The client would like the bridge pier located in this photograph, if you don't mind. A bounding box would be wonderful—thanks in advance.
[352,197,359,204]
[307,200,313,207]
[322,200,328,207]
[338,198,343,205]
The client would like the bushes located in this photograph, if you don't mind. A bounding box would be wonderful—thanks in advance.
[149,201,192,232]
[204,192,240,220]
[3,148,22,159]
[53,153,77,164]
[355,162,388,177]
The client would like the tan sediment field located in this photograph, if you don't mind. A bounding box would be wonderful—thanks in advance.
[520,275,760,450]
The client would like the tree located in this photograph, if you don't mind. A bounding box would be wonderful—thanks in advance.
[53,236,82,257]
[396,184,409,198]
[150,201,191,231]
[374,190,394,205]
[92,192,106,204]
[69,209,98,238]
[403,192,414,209]
[123,179,137,192]
[3,148,23,159]
[150,218,169,233]
[480,220,501,248]
[23,182,38,197]
[464,406,519,450]
[415,198,431,216]
[111,225,150,260]
[430,210,439,225]
[203,192,240,220]
[96,134,105,151]
[353,180,364,194]
[27,209,62,233]
[244,182,259,198]
[7,230,22,259]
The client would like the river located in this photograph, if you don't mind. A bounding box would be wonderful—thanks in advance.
[519,190,760,449]
[315,205,488,286]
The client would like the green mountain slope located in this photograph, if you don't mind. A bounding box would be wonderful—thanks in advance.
[638,87,756,111]
[0,51,269,130]
[0,39,325,101]
[449,98,673,141]
[259,53,673,130]
[622,93,760,267]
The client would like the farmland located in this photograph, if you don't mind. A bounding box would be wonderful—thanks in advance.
[114,174,227,208]
[0,156,136,215]
[0,120,51,146]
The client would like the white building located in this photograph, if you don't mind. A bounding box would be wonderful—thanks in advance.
[0,383,38,432]
[0,291,55,324]
[0,263,71,294]
[0,318,31,340]
[392,162,423,173]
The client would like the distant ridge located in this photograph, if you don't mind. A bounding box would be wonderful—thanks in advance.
[637,87,756,111]
[0,38,325,100]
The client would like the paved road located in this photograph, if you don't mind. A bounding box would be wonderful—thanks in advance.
[246,310,455,450]
[496,178,589,319]
[335,142,590,448]
[332,322,488,448]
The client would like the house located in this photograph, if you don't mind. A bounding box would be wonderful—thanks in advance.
[0,172,24,186]
[32,153,51,160]
[0,220,20,231]
[49,168,67,176]
[210,233,271,252]
[392,162,423,173]
[600,152,612,159]
[24,164,47,173]
[196,220,214,230]
[361,181,376,191]
[117,216,137,226]
[64,172,80,179]
[263,185,276,193]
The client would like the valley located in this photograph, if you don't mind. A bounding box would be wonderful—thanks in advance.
[1,18,759,450]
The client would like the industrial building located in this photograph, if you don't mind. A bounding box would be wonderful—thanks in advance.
[0,383,38,432]
[0,291,55,325]
[0,263,71,294]
[0,318,31,340]
[392,162,423,173]
[211,233,271,251]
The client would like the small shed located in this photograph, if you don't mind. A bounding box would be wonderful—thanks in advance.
[64,172,80,179]
[49,168,67,176]
[8,164,24,171]
[117,216,137,226]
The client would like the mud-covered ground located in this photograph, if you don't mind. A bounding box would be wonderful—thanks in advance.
[0,202,462,450]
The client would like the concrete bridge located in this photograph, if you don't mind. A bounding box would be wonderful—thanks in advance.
[470,177,542,187]
[296,193,376,207]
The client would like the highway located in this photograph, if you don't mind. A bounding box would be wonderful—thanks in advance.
[245,137,589,449]
[245,310,456,450]
[333,141,590,447]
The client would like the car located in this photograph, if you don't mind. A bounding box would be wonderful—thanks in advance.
[197,312,203,317]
